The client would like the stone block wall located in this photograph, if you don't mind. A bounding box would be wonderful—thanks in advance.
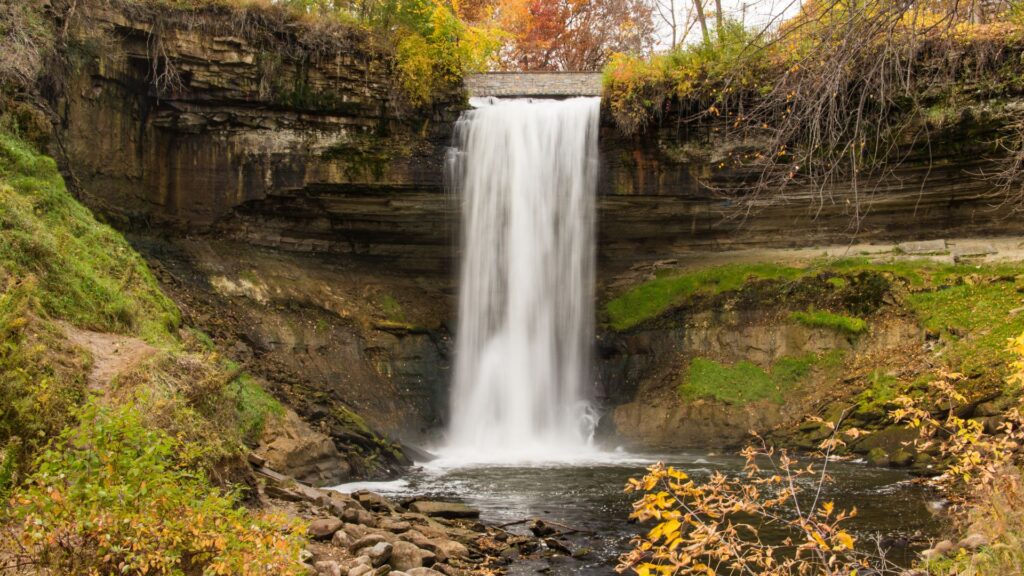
[465,72,603,97]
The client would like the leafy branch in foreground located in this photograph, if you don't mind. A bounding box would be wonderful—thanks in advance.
[616,434,900,576]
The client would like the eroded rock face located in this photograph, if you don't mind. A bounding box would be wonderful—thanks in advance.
[257,409,350,487]
[599,274,925,448]
[46,2,1024,462]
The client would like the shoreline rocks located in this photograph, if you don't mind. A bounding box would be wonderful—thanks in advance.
[253,464,579,576]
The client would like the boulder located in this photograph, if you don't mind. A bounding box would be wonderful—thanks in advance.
[866,448,889,467]
[255,409,351,486]
[378,517,413,533]
[314,560,342,576]
[350,534,389,554]
[308,517,344,540]
[339,555,372,574]
[890,449,914,468]
[390,541,436,571]
[332,529,352,548]
[365,542,393,567]
[343,507,378,527]
[354,490,396,512]
[407,500,480,519]
[406,569,446,576]
[430,539,469,562]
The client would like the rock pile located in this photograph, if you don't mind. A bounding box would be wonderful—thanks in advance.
[253,464,576,575]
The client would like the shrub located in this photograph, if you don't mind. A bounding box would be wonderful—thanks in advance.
[3,404,307,575]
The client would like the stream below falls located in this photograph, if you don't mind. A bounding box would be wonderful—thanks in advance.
[337,452,941,575]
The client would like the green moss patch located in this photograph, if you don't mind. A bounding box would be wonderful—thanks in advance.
[680,352,840,405]
[790,309,868,335]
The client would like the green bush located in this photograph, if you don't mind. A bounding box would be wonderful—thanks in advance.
[5,403,307,575]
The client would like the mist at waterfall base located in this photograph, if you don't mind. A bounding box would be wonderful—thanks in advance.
[440,96,602,464]
[333,98,940,573]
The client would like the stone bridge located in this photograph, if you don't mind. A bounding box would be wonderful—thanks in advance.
[464,72,603,98]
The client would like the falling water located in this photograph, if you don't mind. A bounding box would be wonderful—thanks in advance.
[442,96,601,463]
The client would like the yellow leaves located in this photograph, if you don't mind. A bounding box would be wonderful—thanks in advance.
[833,530,855,551]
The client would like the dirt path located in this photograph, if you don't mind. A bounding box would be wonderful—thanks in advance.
[61,324,158,390]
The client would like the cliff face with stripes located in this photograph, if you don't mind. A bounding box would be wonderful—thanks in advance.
[48,2,1024,449]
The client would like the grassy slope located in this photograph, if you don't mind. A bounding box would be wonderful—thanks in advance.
[0,131,303,572]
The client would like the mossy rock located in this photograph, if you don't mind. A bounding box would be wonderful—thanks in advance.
[866,447,890,467]
[850,426,919,455]
[891,449,915,468]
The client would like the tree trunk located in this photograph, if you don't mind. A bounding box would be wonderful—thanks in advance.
[692,0,709,43]
[713,0,723,36]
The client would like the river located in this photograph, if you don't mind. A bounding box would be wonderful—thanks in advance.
[337,451,940,574]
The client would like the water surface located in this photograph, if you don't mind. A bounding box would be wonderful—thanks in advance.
[337,452,940,574]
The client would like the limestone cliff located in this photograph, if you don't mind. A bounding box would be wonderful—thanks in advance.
[41,1,1024,470]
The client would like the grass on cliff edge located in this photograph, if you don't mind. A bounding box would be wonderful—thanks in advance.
[604,258,1022,331]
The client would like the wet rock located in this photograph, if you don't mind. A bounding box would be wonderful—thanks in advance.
[314,560,342,576]
[365,542,393,567]
[309,517,344,540]
[407,500,480,519]
[957,533,987,551]
[390,540,436,571]
[890,449,914,468]
[543,538,572,555]
[529,520,558,537]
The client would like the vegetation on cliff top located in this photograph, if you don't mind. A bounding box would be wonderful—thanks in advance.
[603,1,1024,211]
[0,128,304,573]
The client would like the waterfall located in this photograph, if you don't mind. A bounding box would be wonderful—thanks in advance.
[443,96,601,463]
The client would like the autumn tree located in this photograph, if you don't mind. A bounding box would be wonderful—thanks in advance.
[461,0,657,71]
